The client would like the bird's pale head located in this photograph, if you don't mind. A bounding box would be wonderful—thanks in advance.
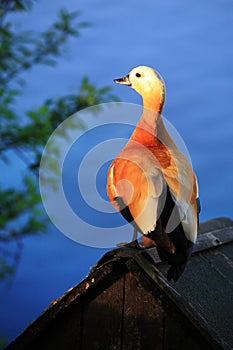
[114,66,165,111]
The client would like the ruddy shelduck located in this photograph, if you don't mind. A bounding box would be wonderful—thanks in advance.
[107,66,200,282]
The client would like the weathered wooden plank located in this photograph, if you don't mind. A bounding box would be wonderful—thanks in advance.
[18,302,83,350]
[81,275,124,350]
[174,246,233,350]
[146,226,233,264]
[122,263,165,350]
[133,253,228,350]
[163,299,218,350]
[199,218,233,234]
[193,227,233,253]
[5,260,125,350]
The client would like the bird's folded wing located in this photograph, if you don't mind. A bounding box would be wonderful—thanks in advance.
[161,149,198,242]
[107,158,165,234]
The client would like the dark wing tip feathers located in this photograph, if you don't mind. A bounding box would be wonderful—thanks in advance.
[115,192,198,282]
[167,264,186,282]
[157,240,194,282]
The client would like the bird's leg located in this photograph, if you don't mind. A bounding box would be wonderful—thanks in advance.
[132,228,138,241]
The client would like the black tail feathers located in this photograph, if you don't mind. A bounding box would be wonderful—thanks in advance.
[156,234,194,282]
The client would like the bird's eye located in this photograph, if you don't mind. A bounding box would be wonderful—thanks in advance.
[136,73,141,78]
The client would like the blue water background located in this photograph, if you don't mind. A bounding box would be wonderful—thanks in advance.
[1,0,233,345]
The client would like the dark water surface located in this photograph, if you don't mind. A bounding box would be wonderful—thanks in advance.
[1,0,233,345]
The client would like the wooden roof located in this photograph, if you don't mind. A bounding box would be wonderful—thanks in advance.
[5,217,233,350]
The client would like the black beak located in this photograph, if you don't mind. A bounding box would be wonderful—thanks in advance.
[114,74,131,86]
